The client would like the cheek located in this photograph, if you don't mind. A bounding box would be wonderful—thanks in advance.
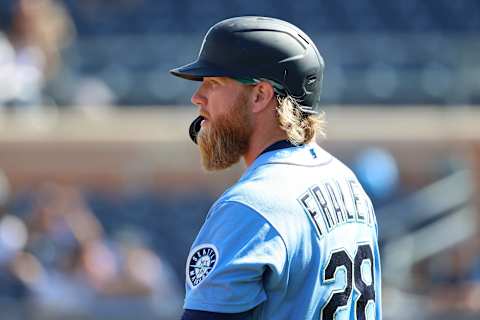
[204,110,226,128]
[206,89,251,125]
[209,90,239,114]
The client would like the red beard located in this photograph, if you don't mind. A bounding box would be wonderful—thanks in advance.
[197,94,253,171]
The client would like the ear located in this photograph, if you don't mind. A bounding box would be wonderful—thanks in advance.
[250,81,275,113]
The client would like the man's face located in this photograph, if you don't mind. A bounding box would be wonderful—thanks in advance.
[191,77,254,171]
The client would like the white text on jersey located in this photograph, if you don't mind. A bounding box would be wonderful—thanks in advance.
[298,179,375,236]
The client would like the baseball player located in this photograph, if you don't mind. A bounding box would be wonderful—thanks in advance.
[170,16,381,320]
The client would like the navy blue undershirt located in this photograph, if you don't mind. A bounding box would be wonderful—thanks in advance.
[182,309,254,320]
[258,140,299,157]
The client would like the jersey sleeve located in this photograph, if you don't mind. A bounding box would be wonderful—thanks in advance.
[184,200,287,313]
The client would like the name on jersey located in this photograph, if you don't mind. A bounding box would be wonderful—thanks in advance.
[298,179,374,236]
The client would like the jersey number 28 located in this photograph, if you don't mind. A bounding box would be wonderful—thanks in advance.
[321,244,375,320]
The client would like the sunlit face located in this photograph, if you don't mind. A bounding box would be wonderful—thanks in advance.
[191,77,254,171]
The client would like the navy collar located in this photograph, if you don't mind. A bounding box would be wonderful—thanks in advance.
[258,140,300,158]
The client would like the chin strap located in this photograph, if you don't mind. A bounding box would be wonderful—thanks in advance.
[189,116,204,144]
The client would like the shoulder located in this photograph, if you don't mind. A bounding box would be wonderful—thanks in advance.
[210,176,310,250]
[217,163,283,208]
[200,199,283,245]
[204,198,279,243]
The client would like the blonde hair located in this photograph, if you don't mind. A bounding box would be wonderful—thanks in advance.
[276,95,326,145]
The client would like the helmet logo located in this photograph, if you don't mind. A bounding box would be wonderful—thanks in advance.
[304,74,318,94]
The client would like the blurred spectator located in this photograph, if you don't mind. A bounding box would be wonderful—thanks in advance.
[0,170,29,319]
[10,0,75,80]
[422,238,480,316]
[0,30,41,107]
[86,229,183,318]
[14,182,182,319]
[0,0,75,107]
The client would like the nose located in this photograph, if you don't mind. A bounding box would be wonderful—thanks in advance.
[191,84,207,107]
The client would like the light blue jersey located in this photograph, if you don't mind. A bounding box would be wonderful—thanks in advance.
[185,142,382,320]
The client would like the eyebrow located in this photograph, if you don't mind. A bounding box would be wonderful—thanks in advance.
[205,77,228,85]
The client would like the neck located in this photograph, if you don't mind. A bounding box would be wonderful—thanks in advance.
[242,98,287,167]
[243,128,288,167]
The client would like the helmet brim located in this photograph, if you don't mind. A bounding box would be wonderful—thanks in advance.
[170,60,232,81]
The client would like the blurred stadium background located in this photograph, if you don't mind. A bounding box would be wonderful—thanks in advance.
[0,0,479,319]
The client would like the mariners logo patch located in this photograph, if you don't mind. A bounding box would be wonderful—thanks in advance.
[187,244,219,287]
